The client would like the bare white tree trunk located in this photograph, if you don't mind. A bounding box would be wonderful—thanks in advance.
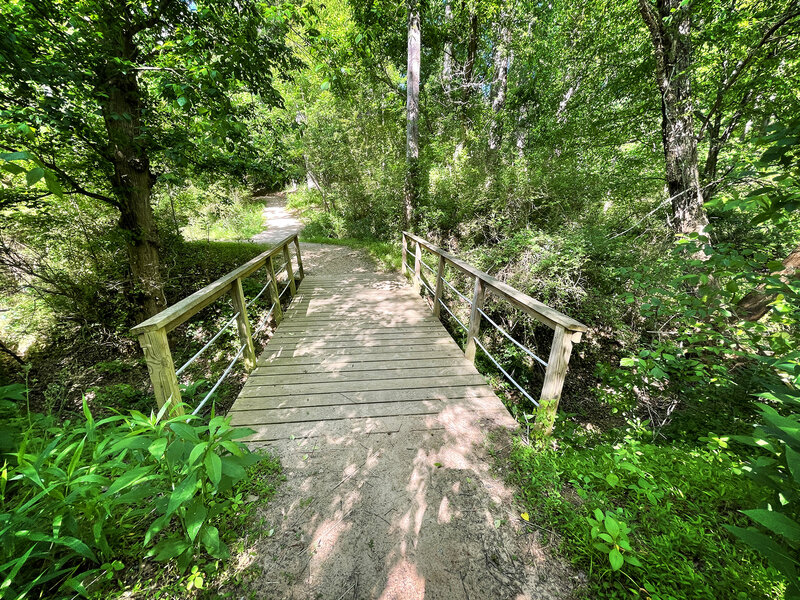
[404,0,421,228]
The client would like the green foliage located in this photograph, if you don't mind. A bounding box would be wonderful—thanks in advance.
[726,359,800,598]
[0,397,262,599]
[508,426,783,599]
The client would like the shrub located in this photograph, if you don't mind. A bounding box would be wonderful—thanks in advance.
[0,393,261,599]
[507,426,783,599]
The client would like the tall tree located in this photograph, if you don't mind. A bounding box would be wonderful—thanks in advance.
[489,14,511,152]
[404,0,421,228]
[0,0,299,319]
[639,0,708,236]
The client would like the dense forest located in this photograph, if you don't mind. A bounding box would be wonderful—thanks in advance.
[1,0,799,598]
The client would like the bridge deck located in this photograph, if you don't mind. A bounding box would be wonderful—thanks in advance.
[229,274,515,442]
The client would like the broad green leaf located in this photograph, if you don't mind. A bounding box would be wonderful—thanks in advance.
[170,422,200,443]
[105,466,153,496]
[205,452,222,486]
[604,516,620,538]
[220,455,246,481]
[26,167,45,186]
[152,537,190,561]
[787,446,800,483]
[148,437,168,459]
[185,499,207,542]
[743,509,800,543]
[166,473,198,516]
[725,524,798,580]
[609,548,624,571]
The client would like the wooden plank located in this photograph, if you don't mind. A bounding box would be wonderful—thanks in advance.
[433,254,445,318]
[231,416,422,441]
[265,336,452,348]
[259,340,456,359]
[257,347,465,365]
[535,325,574,435]
[254,357,465,374]
[464,276,484,362]
[267,254,283,324]
[230,385,500,410]
[269,329,450,341]
[274,324,444,333]
[282,243,296,296]
[293,236,304,279]
[402,232,586,332]
[248,365,478,386]
[238,373,489,398]
[131,233,297,334]
[229,397,505,425]
[230,278,256,371]
[401,233,408,276]
[137,329,183,415]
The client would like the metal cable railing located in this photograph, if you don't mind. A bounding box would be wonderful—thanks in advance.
[175,312,240,376]
[441,276,471,305]
[474,337,539,407]
[246,280,271,308]
[437,297,468,332]
[477,306,548,367]
[420,259,436,274]
[402,232,587,432]
[192,342,247,415]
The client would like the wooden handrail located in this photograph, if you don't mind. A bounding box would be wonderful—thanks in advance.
[132,233,300,335]
[133,233,302,414]
[403,231,586,333]
[402,231,586,435]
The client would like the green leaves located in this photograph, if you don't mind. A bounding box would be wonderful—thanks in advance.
[587,508,638,573]
[0,401,264,597]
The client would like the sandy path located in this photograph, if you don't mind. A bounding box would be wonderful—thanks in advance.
[239,195,578,599]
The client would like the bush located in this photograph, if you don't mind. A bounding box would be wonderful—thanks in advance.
[508,426,783,599]
[0,389,263,599]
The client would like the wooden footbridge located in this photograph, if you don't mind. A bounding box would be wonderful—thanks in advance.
[132,233,586,437]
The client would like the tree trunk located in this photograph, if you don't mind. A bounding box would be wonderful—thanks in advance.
[443,0,453,87]
[489,19,511,152]
[464,11,478,96]
[102,68,166,321]
[404,0,421,229]
[639,0,708,236]
[736,245,800,321]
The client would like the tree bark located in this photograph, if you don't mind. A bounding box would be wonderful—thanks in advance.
[464,11,478,96]
[443,0,453,87]
[489,18,511,152]
[736,245,800,321]
[102,65,166,321]
[404,0,421,229]
[639,0,708,236]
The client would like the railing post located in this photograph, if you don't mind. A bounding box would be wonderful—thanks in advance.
[433,254,445,318]
[464,277,485,362]
[267,255,284,324]
[229,277,257,371]
[401,233,408,277]
[534,325,575,435]
[413,240,422,293]
[293,235,304,279]
[137,328,184,415]
[283,243,296,296]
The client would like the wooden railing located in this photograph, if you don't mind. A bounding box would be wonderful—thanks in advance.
[131,233,303,415]
[401,231,586,434]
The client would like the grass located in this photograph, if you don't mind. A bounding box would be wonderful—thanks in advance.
[182,200,266,242]
[504,422,785,600]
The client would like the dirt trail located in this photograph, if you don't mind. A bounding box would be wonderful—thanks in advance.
[238,194,579,599]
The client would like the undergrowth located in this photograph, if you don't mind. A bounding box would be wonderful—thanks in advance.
[506,421,785,599]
